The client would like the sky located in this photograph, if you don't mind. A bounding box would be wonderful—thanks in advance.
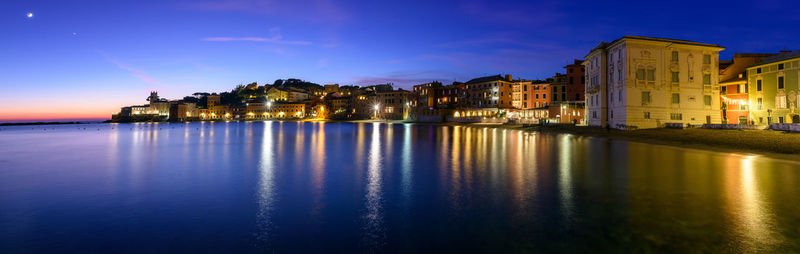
[1,0,799,121]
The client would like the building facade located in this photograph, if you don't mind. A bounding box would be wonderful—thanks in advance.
[465,74,514,110]
[747,51,800,124]
[718,53,776,124]
[585,36,725,129]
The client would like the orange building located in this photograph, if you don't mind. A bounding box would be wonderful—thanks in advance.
[718,53,776,124]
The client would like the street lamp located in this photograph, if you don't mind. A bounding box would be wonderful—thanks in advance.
[373,104,380,119]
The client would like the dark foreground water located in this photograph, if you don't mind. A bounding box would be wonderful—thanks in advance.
[0,122,798,253]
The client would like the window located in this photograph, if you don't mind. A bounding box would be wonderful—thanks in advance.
[644,112,651,119]
[757,98,763,110]
[756,68,762,74]
[778,76,785,89]
[543,94,546,99]
[704,95,711,106]
[610,111,614,119]
[636,68,645,80]
[778,63,784,70]
[672,93,680,104]
[721,86,727,94]
[642,92,651,104]
[647,69,655,81]
[671,71,679,83]
[671,51,678,62]
[779,117,785,123]
[703,54,711,64]
[703,74,711,85]
[535,94,539,99]
[757,79,762,91]
[671,113,683,120]
[553,86,558,92]
[569,77,574,84]
[777,95,787,108]
[610,93,614,103]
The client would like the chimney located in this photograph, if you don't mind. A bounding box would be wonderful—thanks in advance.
[505,74,512,81]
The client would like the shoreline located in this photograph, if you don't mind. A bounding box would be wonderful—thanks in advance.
[6,119,800,161]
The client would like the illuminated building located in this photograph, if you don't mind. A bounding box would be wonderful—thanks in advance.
[266,102,306,118]
[746,51,800,124]
[718,53,776,124]
[465,74,514,110]
[375,90,412,120]
[585,36,725,129]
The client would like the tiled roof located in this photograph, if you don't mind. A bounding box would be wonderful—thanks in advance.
[466,75,507,84]
[753,50,800,67]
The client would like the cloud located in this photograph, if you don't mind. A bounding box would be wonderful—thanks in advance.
[352,70,467,88]
[203,26,313,45]
[202,36,312,45]
[99,52,173,88]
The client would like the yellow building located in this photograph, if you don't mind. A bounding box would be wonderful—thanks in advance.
[266,87,288,102]
[585,36,724,129]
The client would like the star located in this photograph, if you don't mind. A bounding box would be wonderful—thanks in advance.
[26,12,33,18]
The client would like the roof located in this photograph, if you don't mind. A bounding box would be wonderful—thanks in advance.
[719,76,747,85]
[751,50,800,67]
[588,35,724,56]
[466,75,508,84]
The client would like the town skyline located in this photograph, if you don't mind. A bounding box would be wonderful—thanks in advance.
[2,0,800,121]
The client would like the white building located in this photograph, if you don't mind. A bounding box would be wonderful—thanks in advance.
[584,36,725,129]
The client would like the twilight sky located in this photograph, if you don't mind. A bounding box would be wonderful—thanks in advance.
[1,0,799,121]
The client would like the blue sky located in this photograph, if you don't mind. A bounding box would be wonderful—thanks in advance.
[1,0,799,120]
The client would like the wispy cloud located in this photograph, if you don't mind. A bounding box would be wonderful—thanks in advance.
[203,26,313,45]
[100,52,173,88]
[352,70,467,88]
[202,36,312,45]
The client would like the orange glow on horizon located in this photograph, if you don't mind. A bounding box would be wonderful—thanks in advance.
[0,112,110,122]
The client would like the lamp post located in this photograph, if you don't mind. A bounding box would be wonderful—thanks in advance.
[373,104,380,120]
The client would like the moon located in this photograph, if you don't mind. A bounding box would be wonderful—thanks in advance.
[26,12,33,18]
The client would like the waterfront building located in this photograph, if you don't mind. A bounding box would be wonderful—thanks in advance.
[465,74,514,110]
[266,102,305,118]
[512,81,523,109]
[412,81,442,109]
[747,51,800,124]
[718,53,776,124]
[375,90,412,119]
[245,102,268,119]
[565,59,586,102]
[435,82,465,109]
[585,36,725,129]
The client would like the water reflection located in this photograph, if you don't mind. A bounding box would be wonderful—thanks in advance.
[256,122,276,246]
[362,122,385,250]
[1,122,799,253]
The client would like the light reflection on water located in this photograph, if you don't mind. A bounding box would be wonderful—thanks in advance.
[0,122,799,253]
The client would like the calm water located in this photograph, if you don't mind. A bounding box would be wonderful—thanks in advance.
[1,122,799,253]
